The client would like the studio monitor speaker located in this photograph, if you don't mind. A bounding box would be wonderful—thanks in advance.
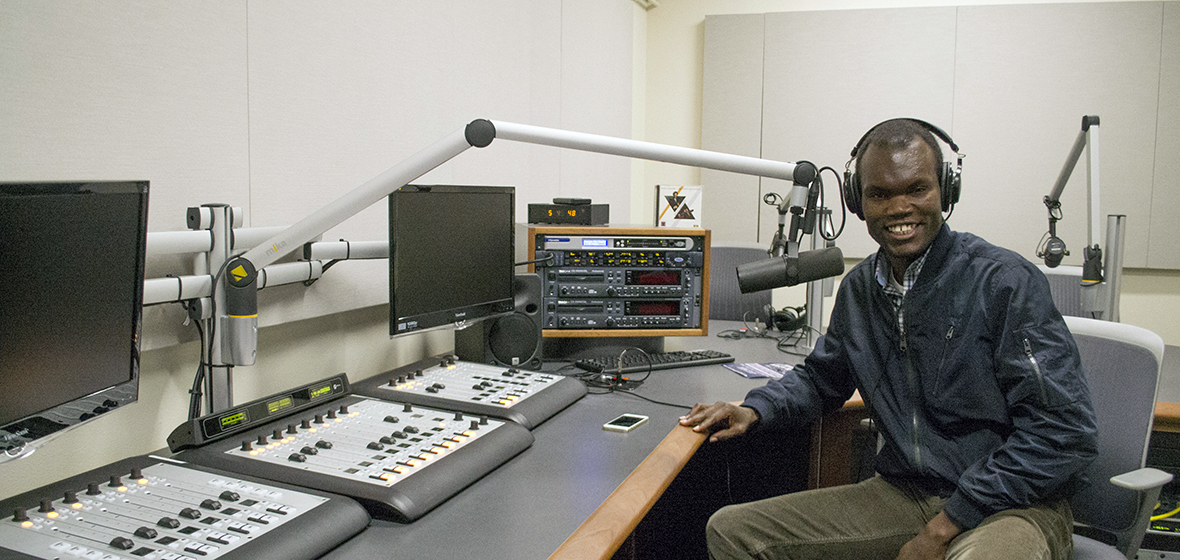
[455,273,543,370]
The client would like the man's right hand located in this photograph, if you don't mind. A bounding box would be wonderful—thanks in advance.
[678,402,759,442]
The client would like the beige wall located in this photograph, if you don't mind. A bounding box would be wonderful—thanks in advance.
[640,0,1180,345]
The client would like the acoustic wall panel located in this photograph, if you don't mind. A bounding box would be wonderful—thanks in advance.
[1150,2,1180,269]
[701,13,765,244]
[703,2,1174,270]
[0,0,249,235]
[1,0,640,347]
[953,2,1163,269]
[760,7,957,259]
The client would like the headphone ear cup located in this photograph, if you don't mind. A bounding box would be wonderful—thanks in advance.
[762,303,777,331]
[941,162,961,211]
[843,169,864,220]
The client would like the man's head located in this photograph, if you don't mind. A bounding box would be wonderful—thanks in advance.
[854,120,946,279]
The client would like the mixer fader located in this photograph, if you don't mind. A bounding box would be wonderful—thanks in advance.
[0,455,368,560]
[351,355,586,429]
[168,374,533,522]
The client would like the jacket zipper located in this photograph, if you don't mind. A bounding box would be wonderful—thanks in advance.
[937,325,954,373]
[898,302,922,470]
[1024,338,1049,405]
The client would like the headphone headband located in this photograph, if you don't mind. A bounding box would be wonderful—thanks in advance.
[843,118,963,220]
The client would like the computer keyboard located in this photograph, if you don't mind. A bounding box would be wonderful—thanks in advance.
[573,349,734,374]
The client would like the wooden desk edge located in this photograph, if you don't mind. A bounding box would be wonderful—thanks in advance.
[548,425,707,560]
[1155,402,1180,433]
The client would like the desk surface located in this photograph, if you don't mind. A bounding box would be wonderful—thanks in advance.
[323,322,796,560]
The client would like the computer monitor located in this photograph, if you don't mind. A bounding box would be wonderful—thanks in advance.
[0,181,149,462]
[388,184,515,337]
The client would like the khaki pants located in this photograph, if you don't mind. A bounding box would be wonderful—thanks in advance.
[707,476,1073,560]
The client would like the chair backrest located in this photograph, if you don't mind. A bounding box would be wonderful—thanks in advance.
[1065,316,1166,545]
[1039,265,1086,317]
[709,244,773,322]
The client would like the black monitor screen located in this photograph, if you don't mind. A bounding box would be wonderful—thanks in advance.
[0,181,148,450]
[389,185,515,336]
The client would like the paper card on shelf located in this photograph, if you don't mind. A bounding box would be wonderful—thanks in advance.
[655,185,702,228]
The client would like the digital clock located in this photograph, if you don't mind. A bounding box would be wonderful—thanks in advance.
[527,203,609,225]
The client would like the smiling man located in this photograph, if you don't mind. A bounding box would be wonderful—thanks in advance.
[680,119,1098,560]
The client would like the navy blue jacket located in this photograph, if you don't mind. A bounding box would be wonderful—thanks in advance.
[743,225,1098,529]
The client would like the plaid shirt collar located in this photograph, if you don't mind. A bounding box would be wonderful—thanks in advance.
[875,248,930,307]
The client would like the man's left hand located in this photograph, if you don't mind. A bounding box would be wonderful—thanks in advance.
[896,511,961,560]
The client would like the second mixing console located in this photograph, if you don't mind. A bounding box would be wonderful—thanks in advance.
[167,375,533,522]
[351,355,586,430]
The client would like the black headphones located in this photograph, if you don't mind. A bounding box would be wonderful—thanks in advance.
[842,118,964,220]
[762,304,807,332]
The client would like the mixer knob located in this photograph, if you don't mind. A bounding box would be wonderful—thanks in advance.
[403,403,413,413]
[392,431,407,439]
[109,536,135,550]
[396,376,406,384]
[425,385,439,393]
[314,414,325,424]
[179,507,202,520]
[157,517,181,529]
[315,440,333,449]
[86,482,102,496]
[287,424,298,434]
[300,419,312,429]
[326,409,337,419]
[403,426,419,434]
[134,527,158,539]
[288,453,308,463]
[300,446,319,456]
[367,442,384,451]
[219,491,240,502]
[383,415,400,424]
[339,405,350,414]
[63,491,78,504]
[241,440,253,451]
[130,467,143,479]
[469,420,480,431]
[12,507,29,522]
[480,416,489,425]
[272,429,284,440]
[37,500,54,513]
[108,476,123,487]
[606,318,616,328]
[257,435,269,446]
[454,412,464,421]
[200,499,222,510]
[379,436,395,445]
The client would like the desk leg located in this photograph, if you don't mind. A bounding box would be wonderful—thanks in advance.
[809,407,871,489]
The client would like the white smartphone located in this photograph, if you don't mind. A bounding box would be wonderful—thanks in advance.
[603,413,649,432]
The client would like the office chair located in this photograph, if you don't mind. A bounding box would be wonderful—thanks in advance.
[708,243,772,323]
[1064,315,1171,559]
[1039,265,1086,317]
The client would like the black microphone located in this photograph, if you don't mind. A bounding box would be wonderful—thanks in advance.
[736,246,845,294]
[1041,236,1068,268]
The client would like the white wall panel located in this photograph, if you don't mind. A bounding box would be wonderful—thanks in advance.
[953,2,1162,268]
[701,13,765,244]
[0,0,249,234]
[558,0,634,216]
[760,7,957,259]
[1150,2,1180,268]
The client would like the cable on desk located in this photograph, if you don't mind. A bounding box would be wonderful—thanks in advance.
[548,352,695,410]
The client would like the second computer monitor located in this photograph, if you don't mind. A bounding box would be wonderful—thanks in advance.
[388,184,515,338]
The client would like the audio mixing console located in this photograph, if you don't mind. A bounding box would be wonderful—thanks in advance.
[168,374,533,522]
[351,355,586,429]
[0,455,368,560]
